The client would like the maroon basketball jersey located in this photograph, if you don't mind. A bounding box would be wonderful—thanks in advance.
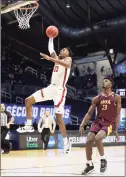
[96,92,117,123]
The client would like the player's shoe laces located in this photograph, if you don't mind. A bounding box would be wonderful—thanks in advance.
[100,159,107,173]
[16,125,34,133]
[81,163,94,175]
[63,141,71,154]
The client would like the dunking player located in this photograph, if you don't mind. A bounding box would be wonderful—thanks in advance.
[79,77,121,175]
[17,38,72,153]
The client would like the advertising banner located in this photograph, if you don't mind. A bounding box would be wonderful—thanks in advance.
[66,131,126,147]
[5,104,71,125]
[116,89,126,98]
[6,130,126,150]
[19,133,42,149]
[18,132,57,150]
[118,108,126,130]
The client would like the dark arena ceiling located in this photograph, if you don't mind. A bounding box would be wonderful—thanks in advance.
[1,0,126,60]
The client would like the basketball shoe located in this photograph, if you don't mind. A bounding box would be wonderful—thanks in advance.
[16,125,34,133]
[100,159,107,173]
[81,163,94,175]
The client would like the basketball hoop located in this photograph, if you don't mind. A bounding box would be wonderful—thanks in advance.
[14,1,39,30]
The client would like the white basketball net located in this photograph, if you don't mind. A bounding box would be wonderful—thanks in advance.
[14,3,39,30]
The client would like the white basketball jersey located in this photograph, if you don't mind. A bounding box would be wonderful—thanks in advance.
[51,64,70,87]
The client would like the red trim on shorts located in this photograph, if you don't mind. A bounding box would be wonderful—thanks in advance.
[41,89,44,97]
[62,68,67,87]
[55,88,65,107]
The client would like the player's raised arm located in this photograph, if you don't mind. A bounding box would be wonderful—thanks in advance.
[40,51,72,68]
[48,38,58,58]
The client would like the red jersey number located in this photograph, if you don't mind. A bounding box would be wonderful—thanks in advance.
[53,66,59,72]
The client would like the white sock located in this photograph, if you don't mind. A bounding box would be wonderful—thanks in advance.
[26,119,32,125]
[101,155,106,159]
[63,137,68,145]
[87,160,93,166]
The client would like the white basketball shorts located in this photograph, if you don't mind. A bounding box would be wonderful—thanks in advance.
[32,84,67,115]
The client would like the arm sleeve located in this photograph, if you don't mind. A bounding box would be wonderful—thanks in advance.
[48,38,55,54]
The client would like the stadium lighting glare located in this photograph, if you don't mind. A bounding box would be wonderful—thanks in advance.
[66,4,70,8]
[109,49,114,54]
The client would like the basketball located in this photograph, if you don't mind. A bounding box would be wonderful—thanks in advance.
[46,26,59,38]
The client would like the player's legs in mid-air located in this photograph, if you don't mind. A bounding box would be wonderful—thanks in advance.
[17,85,71,153]
[52,86,71,153]
[17,85,53,133]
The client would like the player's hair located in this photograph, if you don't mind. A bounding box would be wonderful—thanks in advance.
[66,47,73,57]
[104,76,115,86]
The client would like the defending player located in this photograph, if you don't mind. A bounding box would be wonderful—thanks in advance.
[79,77,121,175]
[17,38,72,153]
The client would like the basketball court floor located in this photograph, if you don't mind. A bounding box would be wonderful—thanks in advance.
[1,146,125,176]
[1,1,126,176]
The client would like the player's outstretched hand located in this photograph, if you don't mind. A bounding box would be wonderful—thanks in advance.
[40,53,50,60]
[79,125,84,136]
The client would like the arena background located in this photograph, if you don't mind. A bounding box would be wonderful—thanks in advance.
[1,0,126,176]
[1,0,126,150]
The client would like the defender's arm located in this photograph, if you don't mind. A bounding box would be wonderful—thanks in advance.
[80,96,99,127]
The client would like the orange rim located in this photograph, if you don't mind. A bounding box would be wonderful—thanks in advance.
[19,1,39,10]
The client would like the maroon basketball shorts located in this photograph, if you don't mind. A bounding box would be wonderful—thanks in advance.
[90,119,115,136]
